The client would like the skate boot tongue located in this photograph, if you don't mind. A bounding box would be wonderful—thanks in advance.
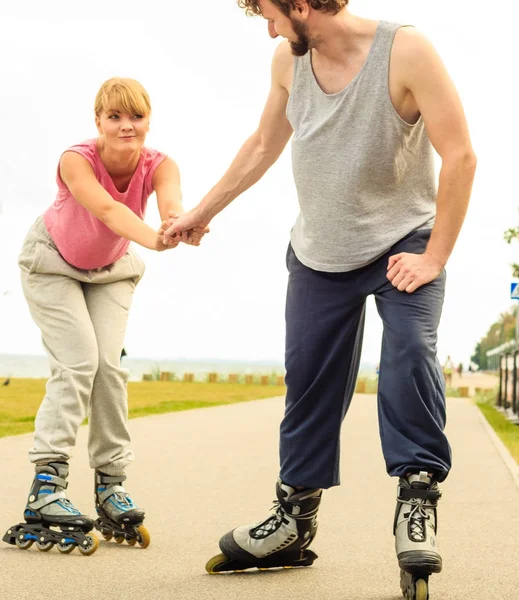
[408,471,431,489]
[278,482,296,500]
[276,480,322,517]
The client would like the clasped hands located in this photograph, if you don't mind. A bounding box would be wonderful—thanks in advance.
[156,210,209,251]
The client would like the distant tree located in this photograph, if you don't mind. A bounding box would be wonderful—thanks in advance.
[471,342,483,369]
[504,216,519,277]
[471,307,517,369]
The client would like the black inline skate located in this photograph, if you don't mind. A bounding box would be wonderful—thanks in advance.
[94,471,150,548]
[2,462,98,555]
[206,479,322,573]
[394,471,442,600]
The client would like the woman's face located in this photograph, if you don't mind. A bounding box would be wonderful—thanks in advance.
[95,108,150,153]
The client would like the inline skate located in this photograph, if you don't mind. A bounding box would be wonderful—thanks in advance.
[2,462,98,555]
[94,471,150,548]
[394,471,442,600]
[206,479,321,573]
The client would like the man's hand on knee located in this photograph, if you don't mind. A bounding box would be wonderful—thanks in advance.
[386,252,443,293]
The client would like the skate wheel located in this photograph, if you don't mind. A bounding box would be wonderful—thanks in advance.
[136,525,150,549]
[78,534,99,556]
[400,571,429,600]
[126,537,137,546]
[15,536,34,550]
[102,531,113,542]
[114,535,125,544]
[57,542,75,554]
[205,553,229,574]
[36,540,54,552]
[415,579,428,600]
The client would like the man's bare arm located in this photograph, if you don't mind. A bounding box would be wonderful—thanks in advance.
[402,28,476,266]
[387,28,477,293]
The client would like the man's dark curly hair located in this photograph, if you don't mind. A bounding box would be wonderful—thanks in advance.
[237,0,349,18]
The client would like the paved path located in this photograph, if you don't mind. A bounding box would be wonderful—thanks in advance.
[1,390,517,600]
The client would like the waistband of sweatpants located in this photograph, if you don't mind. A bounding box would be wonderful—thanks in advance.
[32,214,56,246]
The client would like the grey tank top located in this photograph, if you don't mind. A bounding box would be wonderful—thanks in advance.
[287,21,437,272]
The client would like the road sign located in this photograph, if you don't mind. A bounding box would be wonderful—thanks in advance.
[512,283,519,300]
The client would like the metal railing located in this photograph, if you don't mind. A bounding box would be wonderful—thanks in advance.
[497,351,519,422]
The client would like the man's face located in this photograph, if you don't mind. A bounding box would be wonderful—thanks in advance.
[258,0,311,56]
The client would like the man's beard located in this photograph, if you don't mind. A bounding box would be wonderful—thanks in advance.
[289,17,311,56]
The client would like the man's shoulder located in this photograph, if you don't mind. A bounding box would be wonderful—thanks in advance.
[393,26,436,65]
[391,26,440,87]
[272,41,293,91]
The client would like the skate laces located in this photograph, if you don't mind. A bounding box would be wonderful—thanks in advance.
[57,498,82,515]
[406,499,434,542]
[250,501,287,539]
[113,491,135,509]
[271,499,287,522]
[98,485,135,511]
[254,494,317,537]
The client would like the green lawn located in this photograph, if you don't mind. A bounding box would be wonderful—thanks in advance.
[0,379,287,438]
[476,391,519,463]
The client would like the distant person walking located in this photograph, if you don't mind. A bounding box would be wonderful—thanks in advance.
[3,78,207,556]
[443,356,455,386]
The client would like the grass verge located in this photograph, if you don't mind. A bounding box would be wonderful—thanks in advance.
[476,389,519,463]
[0,379,286,439]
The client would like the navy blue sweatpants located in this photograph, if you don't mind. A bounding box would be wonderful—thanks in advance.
[280,229,452,489]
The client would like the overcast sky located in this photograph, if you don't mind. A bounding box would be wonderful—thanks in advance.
[0,0,517,367]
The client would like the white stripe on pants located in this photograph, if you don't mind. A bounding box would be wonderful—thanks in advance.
[19,216,145,476]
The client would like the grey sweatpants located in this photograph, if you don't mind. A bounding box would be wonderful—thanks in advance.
[18,216,145,475]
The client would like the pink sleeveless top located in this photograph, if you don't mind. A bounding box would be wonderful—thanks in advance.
[43,138,166,270]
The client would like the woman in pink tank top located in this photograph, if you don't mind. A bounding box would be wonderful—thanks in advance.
[6,78,206,556]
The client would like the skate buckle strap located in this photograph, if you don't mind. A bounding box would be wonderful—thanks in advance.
[276,485,321,520]
[36,474,68,489]
[275,497,320,520]
[29,490,67,510]
[97,484,125,503]
[97,473,126,484]
[397,486,441,502]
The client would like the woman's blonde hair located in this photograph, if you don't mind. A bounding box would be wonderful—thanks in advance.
[94,78,151,117]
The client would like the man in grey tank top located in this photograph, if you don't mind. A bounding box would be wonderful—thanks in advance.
[164,1,476,596]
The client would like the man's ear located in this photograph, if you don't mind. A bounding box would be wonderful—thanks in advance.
[294,0,310,18]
